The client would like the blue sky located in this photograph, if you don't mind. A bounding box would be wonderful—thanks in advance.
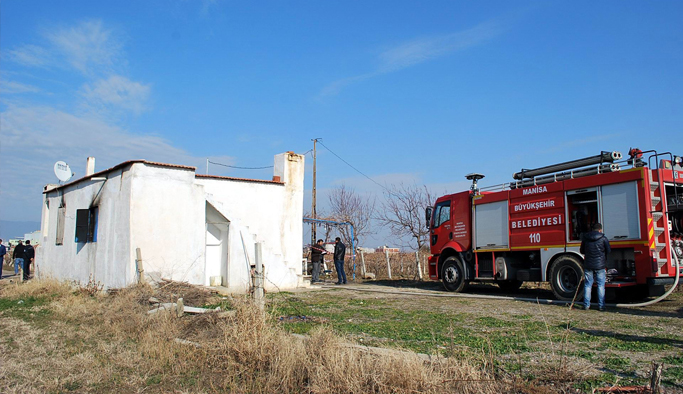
[1,1,682,246]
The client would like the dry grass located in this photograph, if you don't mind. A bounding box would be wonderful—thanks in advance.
[0,279,508,394]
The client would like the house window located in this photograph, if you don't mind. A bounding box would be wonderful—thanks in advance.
[75,207,98,243]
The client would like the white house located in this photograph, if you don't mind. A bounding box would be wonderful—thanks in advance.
[36,152,305,292]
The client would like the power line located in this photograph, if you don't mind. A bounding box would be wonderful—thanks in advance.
[316,140,387,191]
[207,160,273,170]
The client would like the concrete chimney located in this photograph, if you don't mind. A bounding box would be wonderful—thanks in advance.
[86,157,95,176]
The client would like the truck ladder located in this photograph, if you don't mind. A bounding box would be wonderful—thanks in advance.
[649,174,669,270]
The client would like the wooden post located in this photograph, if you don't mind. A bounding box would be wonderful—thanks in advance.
[135,248,145,284]
[423,255,428,278]
[360,249,366,277]
[416,251,423,280]
[385,249,392,280]
[650,362,663,394]
[254,242,264,310]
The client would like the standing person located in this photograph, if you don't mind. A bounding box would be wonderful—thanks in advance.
[0,240,6,278]
[23,240,35,281]
[580,223,611,311]
[13,241,25,277]
[310,239,327,284]
[333,237,347,285]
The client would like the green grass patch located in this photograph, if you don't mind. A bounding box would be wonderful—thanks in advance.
[0,296,53,324]
[664,366,683,385]
[663,355,683,365]
[477,316,509,328]
[602,355,630,370]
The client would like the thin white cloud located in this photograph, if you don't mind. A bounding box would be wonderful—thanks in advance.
[0,104,235,221]
[7,20,125,76]
[7,44,51,67]
[1,79,41,94]
[378,21,501,72]
[46,20,125,75]
[319,20,504,98]
[80,75,151,115]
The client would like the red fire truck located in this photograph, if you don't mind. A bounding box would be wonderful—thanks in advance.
[425,149,683,300]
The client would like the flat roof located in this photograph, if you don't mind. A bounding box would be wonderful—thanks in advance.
[196,174,284,185]
[44,160,281,193]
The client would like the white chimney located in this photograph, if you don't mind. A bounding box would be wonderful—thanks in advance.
[86,157,95,176]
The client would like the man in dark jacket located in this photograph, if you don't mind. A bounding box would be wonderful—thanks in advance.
[0,240,6,279]
[333,237,347,285]
[23,240,35,281]
[13,241,25,276]
[310,239,327,284]
[580,223,611,311]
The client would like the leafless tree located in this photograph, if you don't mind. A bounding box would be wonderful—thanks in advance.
[327,185,376,248]
[376,183,433,251]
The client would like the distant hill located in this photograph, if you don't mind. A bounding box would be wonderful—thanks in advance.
[0,220,41,240]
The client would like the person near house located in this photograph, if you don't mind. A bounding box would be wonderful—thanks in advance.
[310,239,327,284]
[580,222,611,311]
[0,240,6,278]
[23,240,35,281]
[333,237,347,285]
[13,241,25,276]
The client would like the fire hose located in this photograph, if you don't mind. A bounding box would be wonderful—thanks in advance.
[324,247,680,309]
[610,245,680,308]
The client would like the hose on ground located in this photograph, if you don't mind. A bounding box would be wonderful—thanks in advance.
[324,247,680,309]
[611,246,680,308]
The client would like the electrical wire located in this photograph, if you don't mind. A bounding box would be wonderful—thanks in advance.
[316,140,388,191]
[208,160,273,170]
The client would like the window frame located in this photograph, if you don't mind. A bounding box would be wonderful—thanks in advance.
[75,207,98,243]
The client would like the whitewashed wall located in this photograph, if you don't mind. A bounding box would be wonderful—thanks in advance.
[37,167,134,288]
[128,163,206,285]
[195,153,304,291]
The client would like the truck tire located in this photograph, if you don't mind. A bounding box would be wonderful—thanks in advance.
[497,280,523,292]
[442,256,468,292]
[549,255,584,301]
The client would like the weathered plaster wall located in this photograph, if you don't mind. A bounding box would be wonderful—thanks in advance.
[196,152,305,292]
[129,163,206,285]
[37,167,133,288]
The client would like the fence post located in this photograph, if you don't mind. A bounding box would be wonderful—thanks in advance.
[423,255,428,278]
[360,250,366,277]
[416,251,423,280]
[385,249,392,280]
[254,242,264,310]
[136,247,145,284]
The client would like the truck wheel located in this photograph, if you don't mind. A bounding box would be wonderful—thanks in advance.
[497,280,523,292]
[442,257,468,292]
[549,255,584,301]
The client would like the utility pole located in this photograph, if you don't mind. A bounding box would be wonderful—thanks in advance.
[311,138,320,246]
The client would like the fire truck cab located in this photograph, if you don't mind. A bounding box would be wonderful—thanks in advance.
[426,149,683,300]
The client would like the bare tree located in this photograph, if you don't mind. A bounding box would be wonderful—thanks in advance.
[376,183,433,251]
[327,185,376,248]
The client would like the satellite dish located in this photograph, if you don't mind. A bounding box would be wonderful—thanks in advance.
[54,161,73,182]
